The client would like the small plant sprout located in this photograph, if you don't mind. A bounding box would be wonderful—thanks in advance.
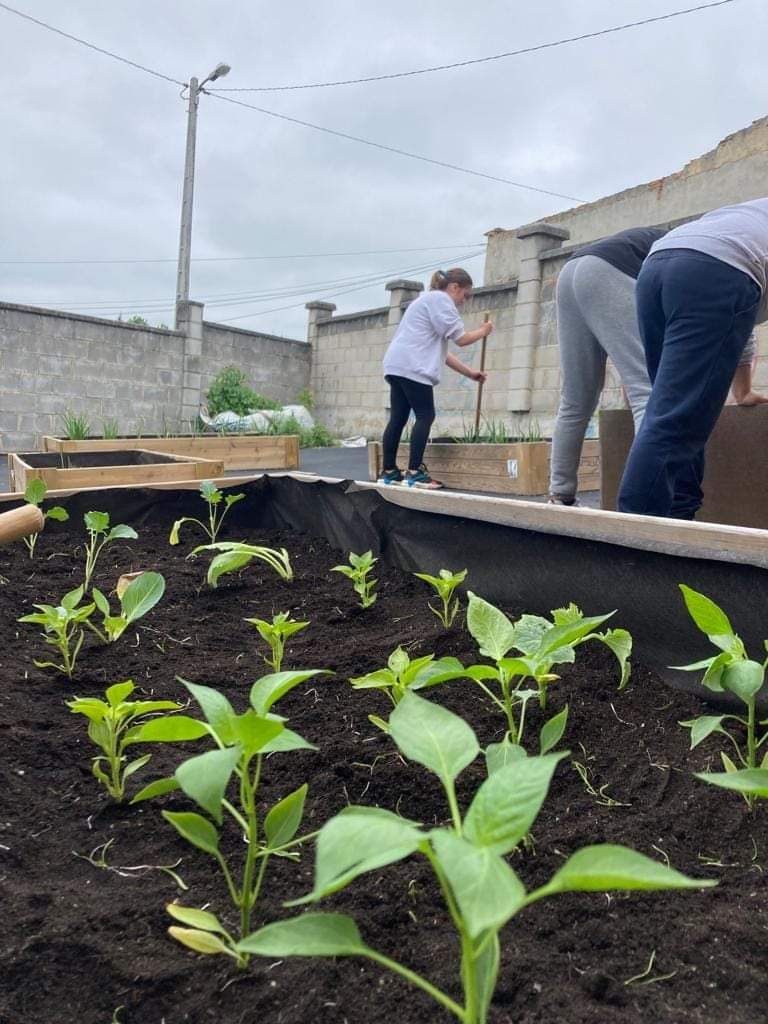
[464,594,632,754]
[245,611,309,672]
[83,511,138,590]
[331,550,378,608]
[20,479,68,558]
[676,585,768,808]
[101,418,120,439]
[190,541,293,588]
[18,585,96,678]
[169,480,245,546]
[89,572,166,643]
[413,568,468,628]
[132,669,327,966]
[349,645,466,731]
[60,408,91,440]
[239,692,714,1023]
[67,679,207,802]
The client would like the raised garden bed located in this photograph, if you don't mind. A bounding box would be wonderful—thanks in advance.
[8,449,223,491]
[42,434,300,472]
[368,439,599,494]
[0,479,765,1024]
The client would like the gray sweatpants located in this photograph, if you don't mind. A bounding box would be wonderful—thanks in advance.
[550,255,651,499]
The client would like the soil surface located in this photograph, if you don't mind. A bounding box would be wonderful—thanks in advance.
[0,505,766,1024]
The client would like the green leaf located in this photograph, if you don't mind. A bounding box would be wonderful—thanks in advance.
[509,614,552,655]
[175,747,241,823]
[24,479,47,506]
[695,768,768,798]
[129,716,209,743]
[389,691,479,787]
[411,656,467,690]
[182,680,236,741]
[679,584,734,644]
[466,593,517,661]
[61,585,85,611]
[230,710,284,758]
[250,670,328,714]
[464,752,568,854]
[45,506,69,522]
[225,492,245,508]
[261,726,316,753]
[542,845,717,895]
[162,810,220,856]
[169,518,187,545]
[238,913,368,958]
[430,830,526,938]
[679,715,728,750]
[723,660,764,704]
[123,754,151,779]
[107,524,138,542]
[84,510,110,534]
[92,588,111,616]
[596,629,633,690]
[485,738,527,775]
[388,646,410,677]
[167,904,226,933]
[264,784,308,849]
[474,932,500,1023]
[121,572,165,623]
[207,550,253,587]
[536,613,614,658]
[540,705,569,755]
[131,776,180,803]
[168,927,230,955]
[293,806,422,904]
[106,680,135,706]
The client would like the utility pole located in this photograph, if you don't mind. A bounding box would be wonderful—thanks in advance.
[175,63,231,327]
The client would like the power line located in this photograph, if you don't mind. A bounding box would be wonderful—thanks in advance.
[208,93,584,202]
[0,243,486,266]
[209,0,739,92]
[0,1,185,87]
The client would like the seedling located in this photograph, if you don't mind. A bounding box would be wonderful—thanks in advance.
[190,541,293,588]
[18,585,95,678]
[413,568,467,628]
[331,550,378,608]
[240,692,714,1024]
[20,479,68,558]
[169,481,245,546]
[83,511,138,590]
[676,585,768,807]
[132,669,327,966]
[245,611,309,672]
[60,408,90,440]
[101,418,119,439]
[463,594,631,752]
[349,645,466,731]
[67,679,207,802]
[89,572,166,643]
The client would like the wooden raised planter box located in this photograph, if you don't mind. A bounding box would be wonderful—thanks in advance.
[368,439,600,495]
[42,434,300,472]
[9,449,224,492]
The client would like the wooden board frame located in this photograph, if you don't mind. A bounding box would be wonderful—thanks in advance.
[9,448,225,491]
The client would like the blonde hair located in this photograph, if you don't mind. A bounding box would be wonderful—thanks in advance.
[429,267,473,291]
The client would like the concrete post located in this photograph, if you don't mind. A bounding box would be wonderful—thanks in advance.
[385,279,423,327]
[507,223,569,412]
[176,299,205,426]
[305,301,337,400]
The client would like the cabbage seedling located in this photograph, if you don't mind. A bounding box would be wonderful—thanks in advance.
[190,541,293,588]
[240,693,714,1023]
[169,480,245,546]
[349,645,466,731]
[83,511,138,590]
[245,611,309,672]
[67,679,207,802]
[20,479,68,558]
[18,585,96,678]
[413,568,467,628]
[132,669,327,966]
[676,585,768,807]
[89,572,166,643]
[331,550,378,608]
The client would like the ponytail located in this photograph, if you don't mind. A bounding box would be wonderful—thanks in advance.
[429,267,473,291]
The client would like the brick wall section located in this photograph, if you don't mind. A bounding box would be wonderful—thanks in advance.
[0,301,309,452]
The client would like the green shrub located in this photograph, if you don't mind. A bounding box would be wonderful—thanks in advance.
[206,367,281,417]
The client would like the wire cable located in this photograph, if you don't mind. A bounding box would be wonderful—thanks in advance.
[209,0,739,92]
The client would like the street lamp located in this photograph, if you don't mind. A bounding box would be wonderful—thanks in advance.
[175,62,231,324]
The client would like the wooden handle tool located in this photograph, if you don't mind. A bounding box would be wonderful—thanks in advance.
[0,504,44,546]
[473,312,491,435]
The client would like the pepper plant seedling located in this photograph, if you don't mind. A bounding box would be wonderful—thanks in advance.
[67,679,208,802]
[132,669,327,966]
[169,481,245,546]
[239,692,714,1024]
[190,541,293,588]
[331,550,378,608]
[20,479,68,558]
[349,645,466,731]
[676,584,768,807]
[413,568,468,628]
[18,584,96,678]
[83,511,138,590]
[245,611,309,672]
[89,572,166,643]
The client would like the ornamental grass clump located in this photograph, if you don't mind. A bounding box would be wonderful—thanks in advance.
[413,568,467,628]
[190,541,293,588]
[20,479,68,558]
[240,692,714,1024]
[83,511,138,590]
[169,480,245,546]
[18,585,95,678]
[331,550,378,608]
[245,611,309,672]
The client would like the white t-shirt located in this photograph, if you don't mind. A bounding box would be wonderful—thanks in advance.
[382,290,465,386]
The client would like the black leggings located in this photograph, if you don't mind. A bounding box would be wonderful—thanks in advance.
[382,374,435,471]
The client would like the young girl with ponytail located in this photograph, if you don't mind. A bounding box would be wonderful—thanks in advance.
[379,267,493,488]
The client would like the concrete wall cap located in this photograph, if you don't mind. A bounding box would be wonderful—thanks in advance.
[385,279,424,292]
[516,223,570,242]
[305,301,337,311]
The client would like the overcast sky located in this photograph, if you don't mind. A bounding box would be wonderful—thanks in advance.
[1,0,766,340]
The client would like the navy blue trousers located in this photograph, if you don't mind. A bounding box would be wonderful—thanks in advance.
[618,250,760,519]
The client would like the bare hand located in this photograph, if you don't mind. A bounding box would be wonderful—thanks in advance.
[481,320,494,337]
[471,370,488,383]
[737,391,768,406]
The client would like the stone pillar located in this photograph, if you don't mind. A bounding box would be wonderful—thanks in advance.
[385,279,423,327]
[507,223,569,412]
[305,300,336,400]
[176,299,205,426]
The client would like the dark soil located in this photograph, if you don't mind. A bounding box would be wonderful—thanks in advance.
[0,508,766,1024]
